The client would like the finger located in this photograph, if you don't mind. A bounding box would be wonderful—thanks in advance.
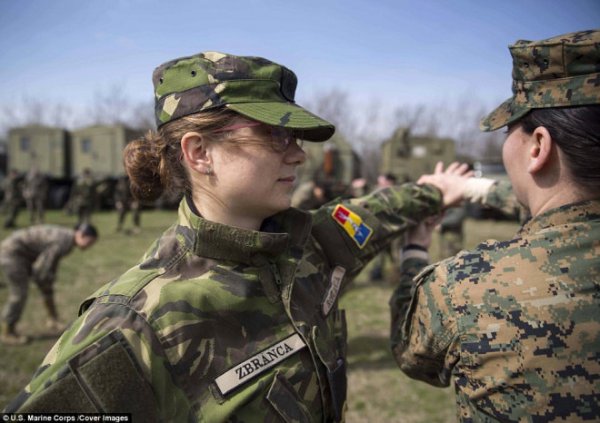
[434,161,444,174]
[445,162,460,174]
[455,163,470,175]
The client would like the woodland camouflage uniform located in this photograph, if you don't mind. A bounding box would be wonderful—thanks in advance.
[6,51,444,421]
[7,186,442,421]
[391,29,600,422]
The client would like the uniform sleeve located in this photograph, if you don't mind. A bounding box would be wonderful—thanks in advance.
[390,257,459,387]
[311,183,443,278]
[4,302,192,421]
[465,179,529,223]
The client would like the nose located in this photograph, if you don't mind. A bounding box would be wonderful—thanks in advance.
[284,139,306,165]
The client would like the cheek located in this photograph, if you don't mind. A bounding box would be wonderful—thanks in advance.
[502,140,510,166]
[502,136,518,172]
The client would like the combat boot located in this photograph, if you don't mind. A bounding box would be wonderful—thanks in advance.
[0,322,29,345]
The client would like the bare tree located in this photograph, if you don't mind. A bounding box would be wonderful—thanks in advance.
[305,88,357,139]
[0,95,76,137]
[86,83,131,126]
[129,99,155,131]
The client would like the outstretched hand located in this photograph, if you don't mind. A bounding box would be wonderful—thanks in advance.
[418,161,474,207]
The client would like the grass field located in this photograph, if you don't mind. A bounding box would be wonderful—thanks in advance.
[0,209,520,421]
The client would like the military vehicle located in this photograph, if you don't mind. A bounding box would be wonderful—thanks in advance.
[7,124,143,208]
[379,127,456,182]
[70,125,143,208]
[70,125,142,179]
[7,125,71,207]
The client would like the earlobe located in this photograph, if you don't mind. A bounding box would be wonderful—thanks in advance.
[181,132,212,174]
[527,127,552,174]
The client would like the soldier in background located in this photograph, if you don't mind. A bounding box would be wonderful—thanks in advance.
[0,223,98,345]
[23,168,48,225]
[2,169,24,229]
[68,168,97,224]
[114,175,141,233]
[391,30,600,421]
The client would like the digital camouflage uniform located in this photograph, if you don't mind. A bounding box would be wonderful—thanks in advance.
[392,29,600,422]
[481,180,529,223]
[391,200,600,421]
[0,225,75,326]
[6,185,442,421]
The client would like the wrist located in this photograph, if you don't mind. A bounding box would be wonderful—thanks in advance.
[464,178,495,203]
[401,244,429,263]
[403,243,428,252]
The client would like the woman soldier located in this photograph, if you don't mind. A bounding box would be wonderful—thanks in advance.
[6,51,464,421]
[391,29,600,422]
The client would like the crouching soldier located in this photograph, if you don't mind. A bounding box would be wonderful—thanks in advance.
[0,223,98,345]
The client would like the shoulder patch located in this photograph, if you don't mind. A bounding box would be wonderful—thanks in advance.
[331,205,373,249]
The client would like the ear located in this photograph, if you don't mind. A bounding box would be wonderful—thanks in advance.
[180,132,212,174]
[527,126,553,175]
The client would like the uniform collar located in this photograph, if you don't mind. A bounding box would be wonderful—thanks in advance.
[178,196,312,265]
[518,199,600,236]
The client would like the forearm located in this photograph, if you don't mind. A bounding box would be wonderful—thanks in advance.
[389,252,457,387]
[311,183,442,277]
[465,178,527,221]
[390,250,429,353]
[345,183,443,258]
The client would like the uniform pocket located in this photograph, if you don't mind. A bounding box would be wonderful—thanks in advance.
[266,372,312,423]
[18,330,160,422]
[311,309,348,422]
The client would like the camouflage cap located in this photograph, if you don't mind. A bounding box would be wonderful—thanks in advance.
[481,29,600,131]
[152,51,335,141]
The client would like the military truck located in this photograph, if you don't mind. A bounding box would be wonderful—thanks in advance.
[379,127,456,182]
[7,124,143,209]
[70,124,143,208]
[7,125,71,207]
[70,124,142,179]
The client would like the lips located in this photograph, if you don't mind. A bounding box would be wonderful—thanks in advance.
[278,176,296,183]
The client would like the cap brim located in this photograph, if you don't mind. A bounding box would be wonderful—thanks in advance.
[480,96,530,132]
[226,102,335,141]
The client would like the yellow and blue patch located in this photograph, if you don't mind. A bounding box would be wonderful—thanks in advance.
[332,205,373,249]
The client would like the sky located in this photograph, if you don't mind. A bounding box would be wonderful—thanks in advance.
[0,0,598,138]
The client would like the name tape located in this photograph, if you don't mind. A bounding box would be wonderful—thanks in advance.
[322,266,345,316]
[214,333,307,395]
